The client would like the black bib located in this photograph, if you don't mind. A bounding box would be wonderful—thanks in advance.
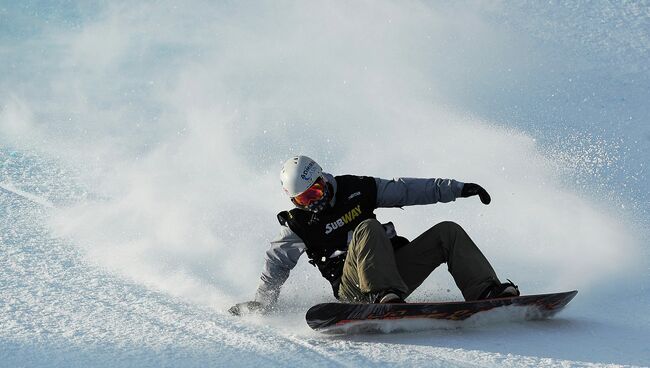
[277,175,378,295]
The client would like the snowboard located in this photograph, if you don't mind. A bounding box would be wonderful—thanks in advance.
[306,290,577,334]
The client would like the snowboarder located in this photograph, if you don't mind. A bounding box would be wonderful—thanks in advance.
[229,155,519,316]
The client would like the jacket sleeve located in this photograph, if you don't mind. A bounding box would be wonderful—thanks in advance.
[374,177,464,208]
[254,226,305,307]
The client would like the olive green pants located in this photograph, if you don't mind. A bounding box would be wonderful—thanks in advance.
[337,219,500,303]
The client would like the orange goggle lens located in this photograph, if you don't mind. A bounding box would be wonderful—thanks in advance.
[292,178,326,207]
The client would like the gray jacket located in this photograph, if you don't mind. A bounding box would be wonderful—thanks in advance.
[254,174,464,306]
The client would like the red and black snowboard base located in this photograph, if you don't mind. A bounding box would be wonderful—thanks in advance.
[306,290,578,334]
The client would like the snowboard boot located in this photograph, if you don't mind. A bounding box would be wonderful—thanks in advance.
[373,289,406,303]
[479,279,520,300]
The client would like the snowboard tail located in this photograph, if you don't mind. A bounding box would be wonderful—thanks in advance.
[306,290,577,333]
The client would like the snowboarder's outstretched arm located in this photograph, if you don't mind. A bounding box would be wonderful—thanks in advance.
[229,226,305,316]
[374,177,491,207]
[254,227,305,306]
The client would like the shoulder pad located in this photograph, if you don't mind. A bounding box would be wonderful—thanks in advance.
[277,211,291,226]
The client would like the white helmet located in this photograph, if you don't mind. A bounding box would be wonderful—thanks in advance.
[280,155,323,197]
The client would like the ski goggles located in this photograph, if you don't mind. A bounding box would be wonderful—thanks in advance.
[291,176,327,208]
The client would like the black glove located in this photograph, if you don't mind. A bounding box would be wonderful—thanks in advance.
[460,183,491,205]
[228,301,266,316]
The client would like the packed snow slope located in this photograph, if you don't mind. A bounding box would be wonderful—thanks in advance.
[1,1,649,367]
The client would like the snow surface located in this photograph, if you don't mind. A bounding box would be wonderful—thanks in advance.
[1,1,649,367]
